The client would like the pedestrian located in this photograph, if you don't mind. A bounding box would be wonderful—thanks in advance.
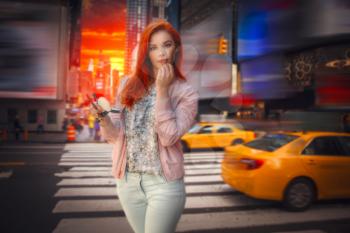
[36,115,44,134]
[93,118,100,141]
[62,117,68,132]
[342,113,350,133]
[13,115,22,141]
[74,117,83,134]
[90,20,198,233]
[88,113,95,138]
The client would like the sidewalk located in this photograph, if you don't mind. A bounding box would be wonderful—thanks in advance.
[0,130,106,144]
[1,131,67,144]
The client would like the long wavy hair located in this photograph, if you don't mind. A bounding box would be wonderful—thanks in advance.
[120,20,186,109]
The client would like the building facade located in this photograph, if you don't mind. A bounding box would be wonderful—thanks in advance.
[0,0,71,132]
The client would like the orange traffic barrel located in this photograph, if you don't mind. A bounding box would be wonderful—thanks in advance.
[67,124,76,142]
[23,129,29,142]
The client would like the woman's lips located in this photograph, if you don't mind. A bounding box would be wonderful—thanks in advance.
[158,59,169,64]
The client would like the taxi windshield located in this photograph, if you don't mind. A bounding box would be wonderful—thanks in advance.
[188,124,202,134]
[245,134,299,152]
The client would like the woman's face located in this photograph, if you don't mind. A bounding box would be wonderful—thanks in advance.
[148,30,176,72]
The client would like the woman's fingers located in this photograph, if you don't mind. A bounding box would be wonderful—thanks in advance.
[90,102,104,115]
[163,64,169,79]
[157,65,164,83]
[156,66,161,80]
[167,64,174,78]
[156,63,175,89]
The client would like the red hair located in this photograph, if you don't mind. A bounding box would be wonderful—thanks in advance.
[120,20,186,109]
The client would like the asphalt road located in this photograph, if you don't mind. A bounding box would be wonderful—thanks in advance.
[1,143,350,233]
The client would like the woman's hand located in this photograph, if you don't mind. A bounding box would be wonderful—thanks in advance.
[88,95,105,119]
[156,64,174,92]
[90,104,104,117]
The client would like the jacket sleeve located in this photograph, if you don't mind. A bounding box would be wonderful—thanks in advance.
[155,84,199,147]
[100,78,127,144]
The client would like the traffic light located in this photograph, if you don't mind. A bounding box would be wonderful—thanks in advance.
[218,36,228,55]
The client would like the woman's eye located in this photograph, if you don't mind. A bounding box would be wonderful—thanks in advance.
[165,43,172,48]
[149,47,156,51]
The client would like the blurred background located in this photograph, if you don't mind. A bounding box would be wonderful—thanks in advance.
[0,0,349,139]
[1,1,350,233]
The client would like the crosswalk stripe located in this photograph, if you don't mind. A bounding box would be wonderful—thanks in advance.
[176,206,350,232]
[54,184,233,197]
[58,160,221,166]
[70,167,110,171]
[52,193,268,214]
[184,154,224,159]
[52,199,123,213]
[52,217,132,233]
[65,165,221,171]
[60,155,223,160]
[185,152,224,156]
[184,159,222,164]
[59,159,221,166]
[60,153,223,156]
[61,155,110,157]
[273,231,326,233]
[0,145,64,149]
[64,144,113,149]
[60,157,222,161]
[185,164,221,169]
[185,168,221,175]
[54,187,117,197]
[59,162,111,166]
[186,175,222,182]
[62,151,112,154]
[57,178,116,186]
[52,205,350,233]
[186,183,232,193]
[55,171,111,178]
[59,162,222,167]
[0,151,62,155]
[60,153,222,157]
[185,194,269,209]
[55,168,221,178]
[57,175,223,186]
[62,152,112,158]
[60,158,111,162]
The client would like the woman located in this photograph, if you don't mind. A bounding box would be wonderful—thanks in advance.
[91,20,198,233]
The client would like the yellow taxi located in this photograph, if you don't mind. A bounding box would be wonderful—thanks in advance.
[221,131,350,211]
[181,122,256,152]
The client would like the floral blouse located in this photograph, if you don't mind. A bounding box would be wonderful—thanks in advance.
[124,85,162,175]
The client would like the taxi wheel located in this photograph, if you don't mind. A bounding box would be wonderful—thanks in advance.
[181,140,190,153]
[283,178,315,212]
[231,138,244,145]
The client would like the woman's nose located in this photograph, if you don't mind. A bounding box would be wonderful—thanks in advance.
[159,47,166,56]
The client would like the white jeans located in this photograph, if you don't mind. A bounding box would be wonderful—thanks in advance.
[116,172,186,233]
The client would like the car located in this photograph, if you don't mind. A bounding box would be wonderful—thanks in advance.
[221,131,350,211]
[180,122,256,152]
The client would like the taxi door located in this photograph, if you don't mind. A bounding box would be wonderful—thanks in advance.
[210,125,234,148]
[193,125,215,149]
[300,136,350,198]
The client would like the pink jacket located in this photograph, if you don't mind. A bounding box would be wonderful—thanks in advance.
[100,78,199,181]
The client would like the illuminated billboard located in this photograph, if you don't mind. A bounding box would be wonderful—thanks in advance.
[0,1,67,99]
[237,0,350,61]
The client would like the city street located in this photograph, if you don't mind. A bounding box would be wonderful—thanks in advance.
[1,143,350,233]
[1,1,350,233]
